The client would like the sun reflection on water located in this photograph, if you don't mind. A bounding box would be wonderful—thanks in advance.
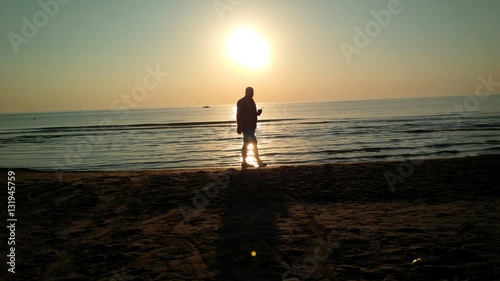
[232,105,237,121]
[243,143,258,167]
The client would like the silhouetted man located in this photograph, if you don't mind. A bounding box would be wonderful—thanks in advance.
[236,87,267,168]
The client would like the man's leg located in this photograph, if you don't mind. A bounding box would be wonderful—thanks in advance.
[251,140,267,167]
[241,129,265,167]
[241,131,253,167]
[241,142,248,163]
[241,142,254,168]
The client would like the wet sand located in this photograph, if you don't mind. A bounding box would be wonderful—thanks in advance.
[2,155,500,280]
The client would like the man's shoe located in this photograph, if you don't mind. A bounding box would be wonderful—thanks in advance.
[241,162,254,168]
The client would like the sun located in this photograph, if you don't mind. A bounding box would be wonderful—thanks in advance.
[226,27,270,70]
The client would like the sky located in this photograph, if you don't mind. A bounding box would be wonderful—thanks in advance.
[0,0,499,113]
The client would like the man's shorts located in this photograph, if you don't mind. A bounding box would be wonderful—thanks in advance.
[242,128,257,143]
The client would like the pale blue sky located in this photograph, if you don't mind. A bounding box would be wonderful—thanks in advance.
[1,0,499,113]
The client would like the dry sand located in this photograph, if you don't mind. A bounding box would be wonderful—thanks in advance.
[1,155,500,280]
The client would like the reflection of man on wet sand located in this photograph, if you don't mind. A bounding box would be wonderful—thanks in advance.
[236,87,267,168]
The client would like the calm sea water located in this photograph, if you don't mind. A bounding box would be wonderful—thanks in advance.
[1,96,499,171]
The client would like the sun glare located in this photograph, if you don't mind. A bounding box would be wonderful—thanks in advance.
[238,143,257,167]
[226,27,270,70]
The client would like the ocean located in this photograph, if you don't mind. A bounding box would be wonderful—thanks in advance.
[1,95,499,171]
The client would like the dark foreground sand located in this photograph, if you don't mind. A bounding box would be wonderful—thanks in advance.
[1,155,500,281]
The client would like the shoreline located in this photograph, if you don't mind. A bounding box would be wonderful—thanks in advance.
[3,154,499,173]
[2,155,499,280]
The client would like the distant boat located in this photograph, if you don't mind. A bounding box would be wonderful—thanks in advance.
[203,105,210,108]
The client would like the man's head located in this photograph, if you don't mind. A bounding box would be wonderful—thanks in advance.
[245,87,254,98]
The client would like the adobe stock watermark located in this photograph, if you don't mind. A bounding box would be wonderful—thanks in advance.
[213,0,244,21]
[178,169,240,222]
[51,64,169,180]
[340,0,405,64]
[7,0,71,54]
[282,234,339,281]
[110,64,169,120]
[385,74,500,192]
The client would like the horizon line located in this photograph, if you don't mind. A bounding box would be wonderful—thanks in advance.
[0,94,493,115]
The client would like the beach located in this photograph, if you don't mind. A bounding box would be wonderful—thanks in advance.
[2,155,500,280]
